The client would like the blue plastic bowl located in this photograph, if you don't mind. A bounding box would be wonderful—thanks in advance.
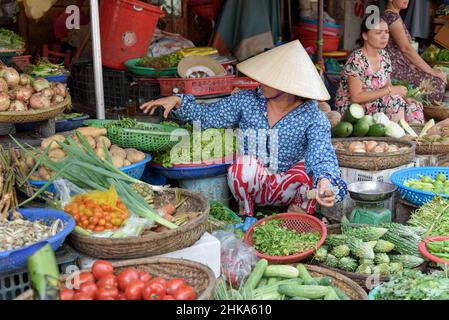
[16,114,90,133]
[0,208,75,274]
[28,154,152,194]
[390,167,449,206]
[43,74,69,83]
[368,287,379,300]
[148,162,230,180]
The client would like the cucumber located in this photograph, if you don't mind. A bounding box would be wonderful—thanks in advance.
[257,278,268,289]
[254,291,283,300]
[267,277,279,285]
[296,264,317,285]
[252,279,303,297]
[324,287,340,300]
[244,259,268,291]
[333,286,350,300]
[289,297,310,300]
[264,265,299,279]
[318,276,333,286]
[343,103,365,124]
[278,284,330,299]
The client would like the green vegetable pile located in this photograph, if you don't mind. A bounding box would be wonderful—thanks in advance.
[391,79,434,106]
[252,219,320,256]
[137,52,182,70]
[427,240,449,262]
[153,123,237,168]
[209,201,241,223]
[314,217,424,276]
[373,270,449,300]
[27,58,68,77]
[409,197,449,237]
[421,44,442,62]
[0,28,24,50]
[404,174,449,196]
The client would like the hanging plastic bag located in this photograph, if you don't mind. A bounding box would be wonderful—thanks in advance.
[54,179,153,238]
[213,230,258,288]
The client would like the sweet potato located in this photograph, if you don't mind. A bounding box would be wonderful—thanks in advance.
[125,148,145,163]
[41,135,65,150]
[76,127,107,137]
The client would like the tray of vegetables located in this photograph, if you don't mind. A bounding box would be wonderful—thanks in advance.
[243,213,327,264]
[391,167,449,206]
[16,254,216,300]
[125,52,182,77]
[0,28,25,52]
[26,58,70,83]
[419,236,449,265]
[214,260,367,300]
[313,218,426,291]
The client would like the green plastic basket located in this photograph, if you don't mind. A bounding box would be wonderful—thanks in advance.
[125,58,178,77]
[84,120,188,152]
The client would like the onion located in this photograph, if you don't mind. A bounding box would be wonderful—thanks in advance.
[0,92,11,111]
[19,74,32,86]
[348,141,365,153]
[42,88,55,99]
[30,93,51,109]
[14,86,34,102]
[0,78,8,92]
[10,100,27,112]
[364,141,378,153]
[52,95,64,105]
[3,67,20,87]
[33,78,50,92]
[52,82,67,98]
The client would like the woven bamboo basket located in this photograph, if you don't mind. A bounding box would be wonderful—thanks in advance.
[15,257,216,300]
[416,143,449,155]
[332,137,415,171]
[313,224,426,292]
[305,264,368,300]
[69,188,209,259]
[0,95,71,123]
[424,105,449,122]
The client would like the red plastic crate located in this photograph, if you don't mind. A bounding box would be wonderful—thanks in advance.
[158,75,235,96]
[232,77,260,90]
[11,55,31,71]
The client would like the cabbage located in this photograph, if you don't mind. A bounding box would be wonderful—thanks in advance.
[373,112,390,127]
[385,121,406,138]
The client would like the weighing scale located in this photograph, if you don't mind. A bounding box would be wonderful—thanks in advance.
[347,182,398,225]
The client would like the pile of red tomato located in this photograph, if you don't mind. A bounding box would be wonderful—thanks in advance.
[59,260,197,300]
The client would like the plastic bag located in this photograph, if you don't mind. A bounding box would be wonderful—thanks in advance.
[54,179,153,238]
[213,230,258,288]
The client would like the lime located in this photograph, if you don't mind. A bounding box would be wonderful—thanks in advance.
[436,173,447,183]
[421,176,433,183]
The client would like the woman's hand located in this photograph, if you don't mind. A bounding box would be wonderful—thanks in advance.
[390,85,408,98]
[316,178,336,208]
[432,70,448,84]
[140,96,182,119]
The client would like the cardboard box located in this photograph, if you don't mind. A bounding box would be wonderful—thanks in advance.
[435,21,449,50]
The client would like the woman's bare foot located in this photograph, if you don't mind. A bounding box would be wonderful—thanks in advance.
[288,204,306,214]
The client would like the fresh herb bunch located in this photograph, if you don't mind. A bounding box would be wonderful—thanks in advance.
[374,270,449,300]
[137,52,182,69]
[408,197,449,237]
[391,79,434,106]
[252,219,321,256]
[210,201,241,223]
[27,58,68,77]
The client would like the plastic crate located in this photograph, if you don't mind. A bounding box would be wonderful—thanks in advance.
[0,51,18,66]
[232,77,260,90]
[11,55,31,71]
[129,79,160,103]
[158,75,235,96]
[0,245,79,300]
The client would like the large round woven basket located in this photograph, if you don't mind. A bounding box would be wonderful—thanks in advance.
[305,264,368,300]
[69,188,209,259]
[424,105,449,122]
[0,95,71,123]
[313,224,426,292]
[416,143,449,155]
[332,137,415,171]
[15,257,216,300]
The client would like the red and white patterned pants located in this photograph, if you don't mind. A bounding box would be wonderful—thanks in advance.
[227,156,316,216]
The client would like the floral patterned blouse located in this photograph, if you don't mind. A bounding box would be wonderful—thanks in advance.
[172,89,348,202]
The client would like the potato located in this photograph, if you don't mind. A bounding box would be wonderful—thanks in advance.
[76,127,107,137]
[86,136,97,149]
[111,155,124,168]
[95,136,111,150]
[41,134,65,150]
[125,148,145,163]
[38,166,51,180]
[48,149,66,162]
[123,160,131,167]
[110,145,126,158]
[95,148,107,161]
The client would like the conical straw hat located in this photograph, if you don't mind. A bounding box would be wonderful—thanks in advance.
[237,40,330,101]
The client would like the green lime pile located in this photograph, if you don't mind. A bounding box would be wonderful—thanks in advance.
[404,174,449,195]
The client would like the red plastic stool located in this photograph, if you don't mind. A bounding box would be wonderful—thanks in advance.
[42,44,72,67]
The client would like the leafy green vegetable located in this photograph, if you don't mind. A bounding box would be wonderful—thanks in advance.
[421,44,441,62]
[252,219,321,256]
[137,52,182,69]
[27,58,68,77]
[437,49,449,62]
[209,201,241,223]
[0,28,24,50]
[408,197,449,237]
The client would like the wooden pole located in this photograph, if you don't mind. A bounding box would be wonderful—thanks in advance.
[317,0,324,65]
[288,0,293,41]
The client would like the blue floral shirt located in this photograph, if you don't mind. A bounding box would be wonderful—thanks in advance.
[173,89,347,202]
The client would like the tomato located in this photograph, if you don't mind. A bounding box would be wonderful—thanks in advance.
[59,288,75,300]
[165,278,186,295]
[138,271,152,283]
[124,280,145,300]
[92,260,114,280]
[97,274,118,289]
[117,268,140,291]
[173,285,197,300]
[74,272,95,288]
[118,293,126,300]
[161,295,175,300]
[142,283,164,300]
[150,277,167,286]
[96,287,119,300]
[72,293,94,300]
[78,282,98,299]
